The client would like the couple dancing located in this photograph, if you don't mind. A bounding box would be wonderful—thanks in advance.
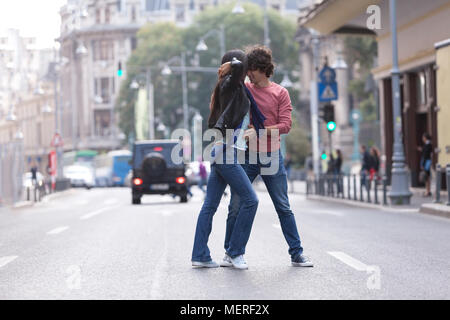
[191,45,313,270]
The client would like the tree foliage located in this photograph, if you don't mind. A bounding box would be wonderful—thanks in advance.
[116,3,301,144]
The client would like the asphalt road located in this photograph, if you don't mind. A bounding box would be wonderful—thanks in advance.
[0,184,449,300]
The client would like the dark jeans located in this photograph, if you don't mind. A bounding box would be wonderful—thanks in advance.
[225,150,304,258]
[192,161,258,262]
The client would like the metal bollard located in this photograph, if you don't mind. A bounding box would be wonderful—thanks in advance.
[374,175,379,204]
[27,187,30,201]
[353,174,357,201]
[360,175,364,202]
[341,174,345,199]
[347,174,351,200]
[366,178,371,203]
[446,164,450,206]
[434,164,441,203]
[33,187,37,202]
[383,175,388,206]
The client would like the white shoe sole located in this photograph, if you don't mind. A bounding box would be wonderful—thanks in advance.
[220,261,233,267]
[291,262,314,267]
[231,263,248,270]
[192,261,219,268]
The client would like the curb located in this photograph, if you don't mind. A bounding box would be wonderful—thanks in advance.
[306,194,420,213]
[12,201,35,210]
[420,203,450,219]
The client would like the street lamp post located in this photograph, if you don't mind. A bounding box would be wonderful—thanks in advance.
[388,0,412,205]
[196,24,226,58]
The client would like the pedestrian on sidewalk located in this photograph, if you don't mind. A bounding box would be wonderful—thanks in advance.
[197,158,208,195]
[360,145,371,191]
[418,133,433,197]
[369,146,381,181]
[335,149,343,194]
[224,45,313,268]
[191,50,260,270]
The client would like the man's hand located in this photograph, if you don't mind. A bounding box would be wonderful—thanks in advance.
[218,62,231,78]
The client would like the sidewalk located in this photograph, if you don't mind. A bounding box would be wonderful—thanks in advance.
[283,180,450,218]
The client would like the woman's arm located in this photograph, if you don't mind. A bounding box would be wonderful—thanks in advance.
[220,58,244,91]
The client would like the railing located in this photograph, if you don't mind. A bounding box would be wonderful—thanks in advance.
[306,173,389,206]
[307,165,450,206]
[434,164,450,206]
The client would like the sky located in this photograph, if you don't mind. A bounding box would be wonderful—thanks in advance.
[0,0,67,49]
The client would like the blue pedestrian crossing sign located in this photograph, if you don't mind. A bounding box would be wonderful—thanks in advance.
[318,65,338,102]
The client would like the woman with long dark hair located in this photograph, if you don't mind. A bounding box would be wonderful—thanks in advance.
[191,50,260,270]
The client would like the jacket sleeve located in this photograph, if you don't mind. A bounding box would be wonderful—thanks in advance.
[220,58,244,92]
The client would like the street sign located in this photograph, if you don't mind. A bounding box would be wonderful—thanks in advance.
[318,82,338,101]
[318,65,338,102]
[51,133,63,148]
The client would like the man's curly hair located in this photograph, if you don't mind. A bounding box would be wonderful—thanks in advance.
[245,45,275,78]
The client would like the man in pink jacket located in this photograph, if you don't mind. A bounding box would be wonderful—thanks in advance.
[221,45,313,268]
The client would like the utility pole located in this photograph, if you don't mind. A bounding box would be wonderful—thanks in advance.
[388,0,412,204]
[310,33,321,178]
[146,68,155,140]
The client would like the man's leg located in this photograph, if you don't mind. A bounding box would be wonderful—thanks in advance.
[261,151,304,258]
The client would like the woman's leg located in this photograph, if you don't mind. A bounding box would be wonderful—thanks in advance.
[218,165,259,258]
[191,165,227,262]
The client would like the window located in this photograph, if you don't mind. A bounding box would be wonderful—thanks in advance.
[96,8,101,23]
[146,0,170,11]
[105,7,110,23]
[92,40,114,61]
[131,37,137,51]
[94,77,113,103]
[416,71,427,106]
[94,110,111,136]
[175,4,185,22]
[131,6,136,22]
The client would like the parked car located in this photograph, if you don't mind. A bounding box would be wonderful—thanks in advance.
[130,140,188,204]
[64,164,95,189]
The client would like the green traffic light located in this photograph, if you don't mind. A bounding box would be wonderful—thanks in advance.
[327,121,336,131]
[321,153,327,160]
[117,69,123,77]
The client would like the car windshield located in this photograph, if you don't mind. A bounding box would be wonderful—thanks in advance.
[133,143,182,168]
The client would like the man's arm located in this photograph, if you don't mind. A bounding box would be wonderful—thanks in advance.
[256,88,292,136]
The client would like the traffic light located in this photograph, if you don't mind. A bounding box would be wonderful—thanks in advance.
[117,62,123,77]
[323,104,335,123]
[321,152,327,160]
[327,121,336,132]
[322,104,336,132]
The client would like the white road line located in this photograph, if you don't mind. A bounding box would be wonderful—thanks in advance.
[306,209,344,217]
[328,251,368,271]
[80,205,120,220]
[0,256,18,268]
[46,226,70,235]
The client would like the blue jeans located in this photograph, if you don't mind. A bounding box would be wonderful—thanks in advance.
[192,161,259,262]
[225,150,304,258]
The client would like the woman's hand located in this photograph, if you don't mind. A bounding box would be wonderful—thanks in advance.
[218,62,231,78]
[244,128,257,142]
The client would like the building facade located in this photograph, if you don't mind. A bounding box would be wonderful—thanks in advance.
[57,0,308,152]
[299,0,450,187]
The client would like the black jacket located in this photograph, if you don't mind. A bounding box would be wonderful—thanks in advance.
[210,58,250,134]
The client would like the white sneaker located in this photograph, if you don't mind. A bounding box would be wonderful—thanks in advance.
[220,254,233,267]
[192,260,219,268]
[230,255,248,270]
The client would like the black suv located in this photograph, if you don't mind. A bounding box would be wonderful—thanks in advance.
[131,140,188,204]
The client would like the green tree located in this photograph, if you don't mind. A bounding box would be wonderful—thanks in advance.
[286,114,310,167]
[344,35,378,122]
[116,3,300,142]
